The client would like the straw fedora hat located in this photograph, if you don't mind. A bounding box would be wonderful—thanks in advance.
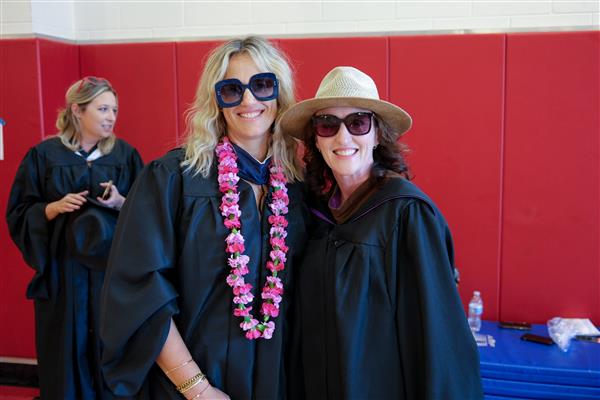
[280,66,412,140]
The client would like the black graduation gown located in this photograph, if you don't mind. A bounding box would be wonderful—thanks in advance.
[99,148,310,399]
[6,137,144,400]
[295,177,483,400]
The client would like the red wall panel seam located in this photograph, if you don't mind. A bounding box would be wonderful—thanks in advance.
[34,39,45,139]
[77,42,83,79]
[497,33,508,320]
[172,44,180,143]
[385,36,390,101]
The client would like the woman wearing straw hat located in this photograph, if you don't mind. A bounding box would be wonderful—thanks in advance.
[281,66,482,399]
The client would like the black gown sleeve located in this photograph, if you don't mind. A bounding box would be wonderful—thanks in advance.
[128,148,144,187]
[99,158,181,397]
[6,147,53,299]
[395,200,483,399]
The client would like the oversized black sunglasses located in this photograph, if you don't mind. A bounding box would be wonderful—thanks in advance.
[215,72,279,108]
[311,112,374,137]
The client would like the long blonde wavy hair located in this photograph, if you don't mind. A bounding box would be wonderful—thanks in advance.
[56,77,117,154]
[182,36,302,181]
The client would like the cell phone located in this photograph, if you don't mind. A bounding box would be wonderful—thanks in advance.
[520,333,554,345]
[575,335,600,344]
[102,180,113,200]
[499,321,532,330]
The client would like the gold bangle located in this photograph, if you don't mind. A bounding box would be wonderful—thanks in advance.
[176,372,205,394]
[165,358,193,376]
[180,377,202,394]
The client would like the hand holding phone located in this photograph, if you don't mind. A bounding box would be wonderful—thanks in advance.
[101,180,113,200]
[521,333,554,345]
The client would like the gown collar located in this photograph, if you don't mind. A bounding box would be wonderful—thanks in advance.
[329,176,380,224]
[76,144,103,161]
[315,172,435,225]
[231,142,272,185]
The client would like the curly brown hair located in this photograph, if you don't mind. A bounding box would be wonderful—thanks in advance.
[303,114,411,199]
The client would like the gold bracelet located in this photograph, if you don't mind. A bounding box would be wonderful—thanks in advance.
[180,377,202,394]
[176,372,205,394]
[165,358,193,376]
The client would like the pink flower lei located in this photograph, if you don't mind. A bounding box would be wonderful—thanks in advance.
[216,137,290,340]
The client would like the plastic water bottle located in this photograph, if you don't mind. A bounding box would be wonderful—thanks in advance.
[468,291,483,333]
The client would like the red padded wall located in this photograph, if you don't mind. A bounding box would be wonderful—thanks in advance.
[0,39,42,358]
[38,39,80,138]
[278,37,389,101]
[389,34,506,320]
[501,31,600,324]
[79,42,178,162]
[176,40,222,138]
[1,32,599,360]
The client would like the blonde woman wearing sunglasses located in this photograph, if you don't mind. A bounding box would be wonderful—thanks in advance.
[280,67,483,399]
[100,36,309,399]
[6,77,144,399]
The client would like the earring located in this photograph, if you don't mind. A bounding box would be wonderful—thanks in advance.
[373,145,378,150]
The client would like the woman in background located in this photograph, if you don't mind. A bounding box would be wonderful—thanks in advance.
[6,76,144,399]
[100,36,309,399]
[281,66,483,399]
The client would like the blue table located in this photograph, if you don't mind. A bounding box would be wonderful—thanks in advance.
[478,320,600,399]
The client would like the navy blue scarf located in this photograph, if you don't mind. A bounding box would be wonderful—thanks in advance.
[231,143,272,185]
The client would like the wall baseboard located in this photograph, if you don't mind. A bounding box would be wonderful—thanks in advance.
[0,361,38,388]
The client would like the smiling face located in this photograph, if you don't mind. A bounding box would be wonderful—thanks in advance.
[315,106,378,191]
[73,90,118,147]
[221,53,278,149]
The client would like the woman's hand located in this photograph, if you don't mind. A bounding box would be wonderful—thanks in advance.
[185,382,230,400]
[200,385,230,399]
[157,320,231,400]
[97,181,125,210]
[45,190,89,220]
